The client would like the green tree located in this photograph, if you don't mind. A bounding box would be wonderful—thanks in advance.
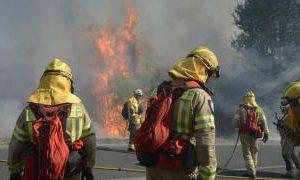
[232,0,300,74]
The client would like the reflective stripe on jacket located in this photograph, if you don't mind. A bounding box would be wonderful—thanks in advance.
[12,103,94,144]
[172,88,215,137]
[198,165,217,180]
[171,85,217,180]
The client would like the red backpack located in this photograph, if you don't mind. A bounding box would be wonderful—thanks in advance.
[21,103,82,180]
[134,80,200,167]
[239,105,263,138]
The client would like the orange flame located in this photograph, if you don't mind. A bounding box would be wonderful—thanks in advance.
[88,0,141,137]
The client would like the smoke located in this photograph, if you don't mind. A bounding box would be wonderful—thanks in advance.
[0,0,294,138]
[0,100,23,137]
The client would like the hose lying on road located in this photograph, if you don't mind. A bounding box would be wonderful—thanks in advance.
[216,174,273,179]
[96,146,135,154]
[93,166,145,173]
[0,159,144,173]
[217,133,240,174]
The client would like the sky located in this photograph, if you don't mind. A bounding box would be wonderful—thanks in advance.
[0,0,295,138]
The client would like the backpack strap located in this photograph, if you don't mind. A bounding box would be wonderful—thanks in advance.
[26,103,72,143]
[241,104,257,111]
[185,81,200,88]
[185,81,214,96]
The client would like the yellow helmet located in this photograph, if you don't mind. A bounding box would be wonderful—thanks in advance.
[243,90,258,107]
[187,46,220,77]
[244,90,255,98]
[27,58,80,105]
[43,58,74,92]
[43,58,73,81]
[283,82,300,99]
[282,82,300,106]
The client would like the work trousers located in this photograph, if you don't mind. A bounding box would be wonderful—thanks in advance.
[281,142,300,171]
[128,123,137,149]
[240,133,258,176]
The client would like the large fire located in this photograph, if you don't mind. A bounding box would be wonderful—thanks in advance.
[88,0,141,137]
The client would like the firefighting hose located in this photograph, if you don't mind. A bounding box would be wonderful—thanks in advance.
[217,133,240,174]
[0,159,144,173]
[0,159,281,179]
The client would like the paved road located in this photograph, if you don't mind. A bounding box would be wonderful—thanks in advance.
[0,141,294,179]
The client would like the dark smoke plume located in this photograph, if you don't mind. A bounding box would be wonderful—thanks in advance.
[1,0,292,139]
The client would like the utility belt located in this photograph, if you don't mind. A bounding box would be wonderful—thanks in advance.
[21,146,86,178]
[239,125,263,139]
[138,135,198,171]
[65,149,86,177]
[157,134,199,171]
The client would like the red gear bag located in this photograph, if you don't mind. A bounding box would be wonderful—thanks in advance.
[134,81,200,168]
[21,103,78,180]
[239,105,263,138]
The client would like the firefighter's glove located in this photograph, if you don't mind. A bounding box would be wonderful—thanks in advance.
[262,133,269,143]
[81,168,94,180]
[9,173,21,180]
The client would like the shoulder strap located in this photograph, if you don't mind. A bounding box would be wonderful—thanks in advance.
[241,104,257,112]
[26,103,72,143]
[184,80,214,96]
[185,81,201,89]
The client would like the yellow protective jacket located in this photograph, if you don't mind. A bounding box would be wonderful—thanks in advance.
[127,96,142,126]
[7,103,96,175]
[171,80,217,180]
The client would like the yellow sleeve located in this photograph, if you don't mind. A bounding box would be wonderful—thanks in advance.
[8,107,31,174]
[80,104,95,138]
[234,108,243,130]
[78,104,96,168]
[194,90,215,131]
[257,107,269,133]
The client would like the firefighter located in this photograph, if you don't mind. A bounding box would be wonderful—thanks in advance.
[146,46,220,180]
[7,58,96,180]
[234,91,269,178]
[127,89,143,152]
[279,82,300,179]
[273,105,300,178]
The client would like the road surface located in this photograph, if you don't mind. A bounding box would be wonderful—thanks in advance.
[0,140,294,179]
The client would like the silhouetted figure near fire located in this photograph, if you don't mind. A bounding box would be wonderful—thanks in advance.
[122,89,144,152]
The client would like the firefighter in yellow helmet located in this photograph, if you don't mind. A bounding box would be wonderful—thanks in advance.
[125,89,144,152]
[234,91,269,178]
[280,82,300,179]
[7,58,96,180]
[275,104,300,178]
[146,46,220,180]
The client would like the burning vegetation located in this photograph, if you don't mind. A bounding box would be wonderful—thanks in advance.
[87,0,142,137]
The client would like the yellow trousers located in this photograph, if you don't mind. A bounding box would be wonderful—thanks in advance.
[240,133,258,176]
